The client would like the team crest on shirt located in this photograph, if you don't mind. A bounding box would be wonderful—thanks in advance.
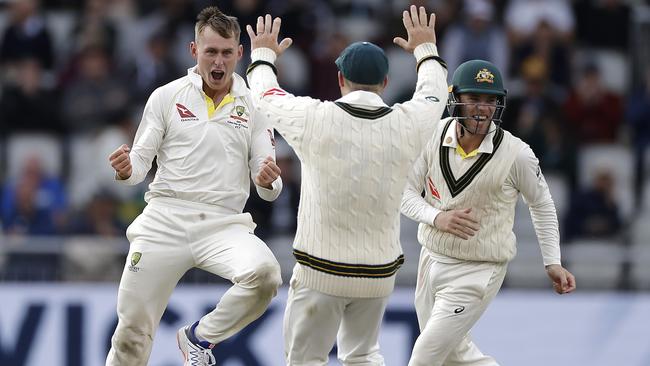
[227,104,249,129]
[176,103,199,121]
[475,68,495,84]
[427,176,441,201]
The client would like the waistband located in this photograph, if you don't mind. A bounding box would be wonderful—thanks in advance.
[149,196,238,215]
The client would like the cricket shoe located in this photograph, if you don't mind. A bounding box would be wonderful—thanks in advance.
[177,321,217,366]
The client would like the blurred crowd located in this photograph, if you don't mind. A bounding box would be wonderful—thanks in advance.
[0,0,649,248]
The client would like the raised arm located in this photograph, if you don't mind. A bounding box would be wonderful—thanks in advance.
[245,15,320,151]
[392,6,448,127]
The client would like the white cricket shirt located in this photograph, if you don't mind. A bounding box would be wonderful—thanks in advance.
[117,67,282,213]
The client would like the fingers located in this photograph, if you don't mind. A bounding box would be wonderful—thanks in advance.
[246,24,255,40]
[409,5,418,27]
[428,13,436,29]
[264,14,272,34]
[564,271,577,293]
[418,6,427,27]
[452,223,474,239]
[402,10,413,30]
[114,158,131,171]
[256,16,264,34]
[279,37,293,52]
[393,37,408,49]
[262,156,281,175]
[109,144,129,160]
[271,17,281,37]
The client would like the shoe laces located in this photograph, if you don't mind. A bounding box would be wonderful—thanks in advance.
[188,346,216,365]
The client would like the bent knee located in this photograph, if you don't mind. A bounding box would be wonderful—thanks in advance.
[243,261,282,294]
[111,325,153,360]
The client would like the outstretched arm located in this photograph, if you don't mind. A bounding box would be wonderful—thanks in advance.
[246,14,320,153]
[392,6,448,134]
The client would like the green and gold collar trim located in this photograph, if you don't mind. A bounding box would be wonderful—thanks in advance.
[334,102,392,120]
[439,119,504,198]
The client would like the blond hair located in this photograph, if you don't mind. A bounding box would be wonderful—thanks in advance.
[195,6,240,41]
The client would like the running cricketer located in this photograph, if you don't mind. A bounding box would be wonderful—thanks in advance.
[401,59,576,366]
[106,6,282,366]
[246,6,448,365]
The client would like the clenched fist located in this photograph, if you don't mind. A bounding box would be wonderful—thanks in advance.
[255,156,281,189]
[546,264,576,294]
[109,144,132,180]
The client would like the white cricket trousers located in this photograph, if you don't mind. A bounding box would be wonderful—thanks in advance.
[105,197,282,366]
[284,275,389,366]
[408,247,507,366]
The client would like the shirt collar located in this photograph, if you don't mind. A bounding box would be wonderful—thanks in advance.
[336,90,388,108]
[187,66,248,98]
[442,119,495,154]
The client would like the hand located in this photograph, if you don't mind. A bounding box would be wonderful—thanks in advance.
[433,208,479,240]
[546,264,576,294]
[255,156,281,189]
[246,14,293,55]
[109,144,132,180]
[393,5,437,53]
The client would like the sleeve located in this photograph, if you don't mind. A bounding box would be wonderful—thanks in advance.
[249,106,283,202]
[509,145,561,266]
[246,47,322,153]
[401,139,441,226]
[392,43,449,131]
[115,88,167,185]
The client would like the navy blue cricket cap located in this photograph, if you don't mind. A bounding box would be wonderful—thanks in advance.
[335,41,389,85]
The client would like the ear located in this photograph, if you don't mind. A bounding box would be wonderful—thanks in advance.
[382,75,388,88]
[237,44,243,61]
[190,41,198,60]
[337,71,345,88]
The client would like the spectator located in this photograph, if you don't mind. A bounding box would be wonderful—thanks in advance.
[0,57,64,136]
[502,56,576,188]
[574,0,630,52]
[123,30,180,104]
[60,44,129,133]
[564,170,622,242]
[1,156,67,235]
[564,63,624,144]
[69,190,126,236]
[441,0,508,83]
[70,0,119,58]
[0,0,54,71]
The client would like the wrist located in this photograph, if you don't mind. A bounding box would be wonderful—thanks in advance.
[251,47,277,63]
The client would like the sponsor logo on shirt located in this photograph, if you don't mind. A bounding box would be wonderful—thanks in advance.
[176,103,199,121]
[427,176,441,201]
[262,87,287,98]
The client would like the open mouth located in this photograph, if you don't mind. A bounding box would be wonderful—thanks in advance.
[211,70,225,81]
[472,115,488,121]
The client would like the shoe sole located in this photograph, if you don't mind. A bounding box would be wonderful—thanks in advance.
[177,330,188,365]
